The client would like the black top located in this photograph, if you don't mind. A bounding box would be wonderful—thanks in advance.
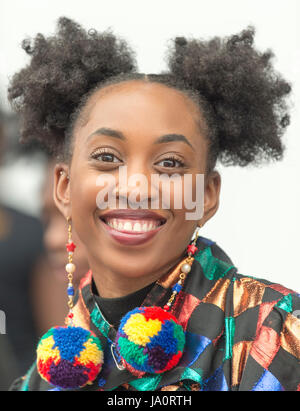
[92,280,156,329]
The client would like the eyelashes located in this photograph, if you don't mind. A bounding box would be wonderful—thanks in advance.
[91,148,121,164]
[155,155,185,169]
[90,148,187,170]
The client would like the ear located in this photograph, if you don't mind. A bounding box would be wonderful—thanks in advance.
[53,163,72,219]
[200,170,221,226]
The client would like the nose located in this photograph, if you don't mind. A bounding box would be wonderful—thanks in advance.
[113,164,152,208]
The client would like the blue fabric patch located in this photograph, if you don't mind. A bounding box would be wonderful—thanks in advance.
[252,370,284,391]
[202,365,229,391]
[198,236,215,246]
[98,377,106,387]
[181,332,211,367]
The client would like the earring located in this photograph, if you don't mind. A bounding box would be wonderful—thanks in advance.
[191,222,203,243]
[60,170,70,181]
[36,217,104,390]
[113,226,201,377]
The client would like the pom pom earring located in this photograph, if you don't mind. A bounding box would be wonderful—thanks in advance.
[113,224,201,377]
[36,217,104,389]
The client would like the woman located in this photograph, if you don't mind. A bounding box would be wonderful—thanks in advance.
[8,17,299,391]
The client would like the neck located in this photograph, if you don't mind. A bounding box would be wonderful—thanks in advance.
[91,254,184,298]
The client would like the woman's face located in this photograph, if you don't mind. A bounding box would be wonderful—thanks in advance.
[54,81,220,282]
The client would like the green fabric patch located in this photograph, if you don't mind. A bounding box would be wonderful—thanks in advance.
[181,367,203,384]
[130,374,161,391]
[91,307,110,338]
[224,317,235,360]
[275,293,293,313]
[118,337,148,365]
[194,247,234,281]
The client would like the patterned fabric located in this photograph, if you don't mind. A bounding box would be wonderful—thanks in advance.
[10,236,300,391]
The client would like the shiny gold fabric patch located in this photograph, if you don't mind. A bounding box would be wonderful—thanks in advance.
[281,313,300,360]
[233,277,266,317]
[158,256,192,289]
[202,278,231,312]
[232,341,253,386]
[160,385,180,391]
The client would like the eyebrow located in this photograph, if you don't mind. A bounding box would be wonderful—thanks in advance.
[88,127,194,149]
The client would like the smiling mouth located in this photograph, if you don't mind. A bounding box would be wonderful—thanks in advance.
[100,217,166,234]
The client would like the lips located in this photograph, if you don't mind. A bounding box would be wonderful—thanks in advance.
[98,209,167,246]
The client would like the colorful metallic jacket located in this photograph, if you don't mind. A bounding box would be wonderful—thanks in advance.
[10,236,300,391]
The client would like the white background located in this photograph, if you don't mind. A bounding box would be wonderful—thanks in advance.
[0,0,299,290]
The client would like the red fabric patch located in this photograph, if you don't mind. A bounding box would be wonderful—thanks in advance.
[256,300,279,337]
[268,283,295,296]
[79,270,93,289]
[250,325,280,369]
[173,292,201,331]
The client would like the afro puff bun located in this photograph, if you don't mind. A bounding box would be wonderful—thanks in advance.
[8,18,291,170]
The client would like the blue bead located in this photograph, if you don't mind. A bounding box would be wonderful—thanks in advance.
[67,287,75,296]
[172,283,182,293]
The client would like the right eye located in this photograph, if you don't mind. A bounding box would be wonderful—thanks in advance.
[91,148,122,164]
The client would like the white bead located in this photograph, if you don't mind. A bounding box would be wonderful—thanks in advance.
[181,263,191,274]
[65,263,76,273]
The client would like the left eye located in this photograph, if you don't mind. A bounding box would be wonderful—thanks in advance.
[156,158,184,168]
[95,153,121,163]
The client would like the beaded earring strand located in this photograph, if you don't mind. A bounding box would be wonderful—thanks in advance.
[36,217,104,390]
[113,225,201,377]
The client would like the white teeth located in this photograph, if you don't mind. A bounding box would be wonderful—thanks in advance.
[123,222,132,231]
[133,222,142,232]
[104,218,162,233]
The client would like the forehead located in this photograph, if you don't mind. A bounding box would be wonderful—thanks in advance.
[77,80,203,138]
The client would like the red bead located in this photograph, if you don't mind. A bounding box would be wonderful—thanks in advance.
[66,242,76,252]
[68,313,74,319]
[187,244,198,255]
[163,305,170,311]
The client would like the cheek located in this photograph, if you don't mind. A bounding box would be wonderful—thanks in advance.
[69,170,100,232]
[164,174,202,214]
